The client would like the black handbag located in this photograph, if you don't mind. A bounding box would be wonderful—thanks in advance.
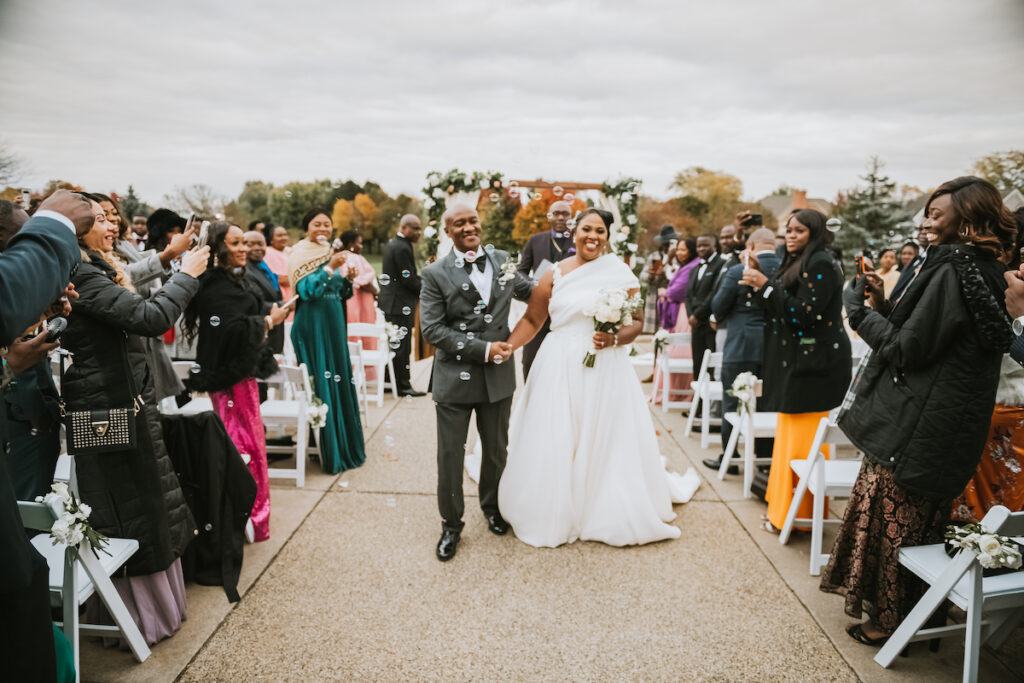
[61,334,142,455]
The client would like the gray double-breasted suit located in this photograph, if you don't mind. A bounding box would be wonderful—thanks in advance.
[420,249,533,532]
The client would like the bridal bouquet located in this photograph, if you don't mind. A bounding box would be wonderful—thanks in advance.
[945,523,1022,570]
[728,372,758,415]
[580,288,643,367]
[36,482,110,557]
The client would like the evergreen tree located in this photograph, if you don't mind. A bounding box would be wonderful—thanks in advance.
[834,156,910,260]
[119,185,151,220]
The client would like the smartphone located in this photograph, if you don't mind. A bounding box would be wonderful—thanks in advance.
[748,214,763,227]
[196,221,210,248]
[743,251,750,268]
[20,188,31,210]
[184,212,196,236]
[282,295,300,309]
[45,317,67,342]
[855,255,865,275]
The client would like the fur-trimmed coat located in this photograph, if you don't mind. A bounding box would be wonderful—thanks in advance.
[185,267,279,394]
[839,244,1013,500]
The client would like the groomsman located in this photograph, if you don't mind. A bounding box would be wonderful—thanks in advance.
[516,200,575,378]
[379,215,425,396]
[686,234,724,376]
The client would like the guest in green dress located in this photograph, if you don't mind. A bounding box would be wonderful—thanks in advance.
[287,207,366,473]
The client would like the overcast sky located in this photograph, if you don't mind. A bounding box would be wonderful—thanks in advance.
[2,0,1023,206]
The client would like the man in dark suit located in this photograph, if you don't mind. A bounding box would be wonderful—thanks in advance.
[686,234,724,377]
[379,214,424,396]
[420,204,533,561]
[0,190,92,681]
[704,228,781,473]
[889,226,929,302]
[516,200,574,378]
[243,230,284,355]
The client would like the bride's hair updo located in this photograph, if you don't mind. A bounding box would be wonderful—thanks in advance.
[574,208,613,230]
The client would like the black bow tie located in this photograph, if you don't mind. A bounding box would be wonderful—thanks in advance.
[463,258,486,274]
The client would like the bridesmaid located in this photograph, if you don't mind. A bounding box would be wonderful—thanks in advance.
[288,208,366,473]
[183,222,290,541]
[339,229,380,381]
[739,209,852,533]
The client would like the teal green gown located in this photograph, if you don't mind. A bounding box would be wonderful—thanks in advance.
[291,267,366,473]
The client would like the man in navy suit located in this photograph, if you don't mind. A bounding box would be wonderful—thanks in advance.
[703,228,781,473]
[0,190,92,681]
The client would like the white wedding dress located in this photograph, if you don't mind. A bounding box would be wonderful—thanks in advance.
[497,254,701,548]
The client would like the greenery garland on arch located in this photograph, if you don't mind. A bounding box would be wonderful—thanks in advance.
[421,169,505,257]
[601,177,643,259]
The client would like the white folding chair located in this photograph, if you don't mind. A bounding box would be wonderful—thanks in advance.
[718,379,777,497]
[875,505,1024,682]
[165,361,213,415]
[347,321,397,407]
[262,363,318,487]
[653,333,694,412]
[683,350,723,448]
[282,321,296,364]
[347,340,370,421]
[19,499,151,680]
[778,417,863,575]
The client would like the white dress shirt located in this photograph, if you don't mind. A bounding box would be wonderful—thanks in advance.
[453,247,495,361]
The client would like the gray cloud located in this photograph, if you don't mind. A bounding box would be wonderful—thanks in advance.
[1,0,1022,208]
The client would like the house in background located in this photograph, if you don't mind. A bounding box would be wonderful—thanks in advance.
[756,190,834,235]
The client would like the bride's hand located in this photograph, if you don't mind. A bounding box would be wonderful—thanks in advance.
[593,331,616,350]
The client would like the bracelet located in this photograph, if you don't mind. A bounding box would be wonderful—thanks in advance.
[265,315,274,331]
[613,333,618,347]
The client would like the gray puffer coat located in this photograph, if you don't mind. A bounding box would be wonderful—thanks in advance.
[63,251,199,575]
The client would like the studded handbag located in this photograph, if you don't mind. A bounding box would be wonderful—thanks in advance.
[61,334,141,455]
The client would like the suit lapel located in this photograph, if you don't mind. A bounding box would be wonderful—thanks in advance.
[445,251,482,305]
[486,252,504,309]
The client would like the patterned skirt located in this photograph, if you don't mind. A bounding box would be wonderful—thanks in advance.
[819,459,951,633]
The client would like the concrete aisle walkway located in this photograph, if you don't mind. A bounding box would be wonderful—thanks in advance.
[83,357,1022,681]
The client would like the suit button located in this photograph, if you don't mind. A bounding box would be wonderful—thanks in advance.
[889,457,895,462]
[2,441,9,454]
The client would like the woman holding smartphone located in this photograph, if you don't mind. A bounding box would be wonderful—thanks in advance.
[183,222,291,541]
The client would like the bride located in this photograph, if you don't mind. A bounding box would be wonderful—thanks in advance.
[497,208,701,548]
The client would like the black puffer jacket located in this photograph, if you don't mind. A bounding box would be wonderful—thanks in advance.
[63,251,199,575]
[185,267,279,393]
[839,244,1013,501]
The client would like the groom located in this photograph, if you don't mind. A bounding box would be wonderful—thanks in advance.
[420,204,534,561]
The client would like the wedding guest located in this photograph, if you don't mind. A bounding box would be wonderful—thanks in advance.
[242,230,285,355]
[145,208,187,253]
[703,228,781,474]
[97,193,191,401]
[379,214,424,396]
[710,222,743,351]
[889,227,929,302]
[0,190,90,683]
[650,237,700,406]
[339,229,380,381]
[517,201,576,378]
[66,196,208,645]
[0,198,29,250]
[288,207,366,473]
[821,176,1016,646]
[131,215,148,250]
[898,241,918,269]
[263,225,292,302]
[184,222,289,541]
[655,240,682,331]
[739,209,851,533]
[641,225,679,335]
[874,248,900,298]
[686,234,723,377]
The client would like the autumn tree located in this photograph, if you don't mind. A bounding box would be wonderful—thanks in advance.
[370,193,421,251]
[331,193,378,239]
[511,189,587,245]
[972,150,1024,195]
[669,166,744,230]
[163,183,226,218]
[636,197,700,252]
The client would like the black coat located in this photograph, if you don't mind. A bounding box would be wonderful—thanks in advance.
[187,268,279,394]
[517,230,574,275]
[64,252,198,575]
[378,235,420,315]
[161,412,256,602]
[839,244,1012,500]
[686,253,725,326]
[711,252,782,365]
[244,261,285,354]
[760,248,851,413]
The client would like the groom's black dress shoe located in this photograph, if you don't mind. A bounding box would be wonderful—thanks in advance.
[486,514,509,536]
[436,529,460,561]
[398,389,426,397]
[703,455,739,476]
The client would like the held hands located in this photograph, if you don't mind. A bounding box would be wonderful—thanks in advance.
[180,245,210,278]
[37,190,94,236]
[6,331,59,374]
[489,341,513,363]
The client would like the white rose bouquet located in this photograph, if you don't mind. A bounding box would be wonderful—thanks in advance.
[498,256,519,285]
[307,394,330,429]
[946,523,1023,571]
[36,483,110,557]
[728,372,758,415]
[652,328,670,356]
[580,287,643,367]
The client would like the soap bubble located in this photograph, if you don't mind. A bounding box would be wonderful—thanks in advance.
[566,219,576,230]
[459,371,471,381]
[484,244,495,254]
[493,357,503,365]
[508,180,519,189]
[455,257,465,268]
[563,193,575,202]
[389,339,401,349]
[190,363,201,374]
[508,190,520,199]
[227,400,234,408]
[333,374,341,383]
[533,192,544,201]
[489,193,500,203]
[466,332,475,340]
[484,314,493,323]
[398,326,408,338]
[402,306,411,315]
[826,218,842,233]
[461,283,470,291]
[552,185,564,197]
[457,341,465,350]
[324,371,332,379]
[456,354,462,361]
[401,269,410,278]
[209,316,220,327]
[379,274,391,286]
[465,250,476,261]
[459,322,467,331]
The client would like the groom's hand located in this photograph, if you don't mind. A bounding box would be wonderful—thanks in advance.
[489,341,512,363]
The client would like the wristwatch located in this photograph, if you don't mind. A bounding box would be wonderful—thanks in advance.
[1013,316,1024,336]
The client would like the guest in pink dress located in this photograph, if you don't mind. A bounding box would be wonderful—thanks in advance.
[184,223,292,541]
[651,238,699,405]
[339,230,380,381]
[263,225,292,302]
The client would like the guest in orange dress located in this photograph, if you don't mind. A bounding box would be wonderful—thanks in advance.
[339,230,380,381]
